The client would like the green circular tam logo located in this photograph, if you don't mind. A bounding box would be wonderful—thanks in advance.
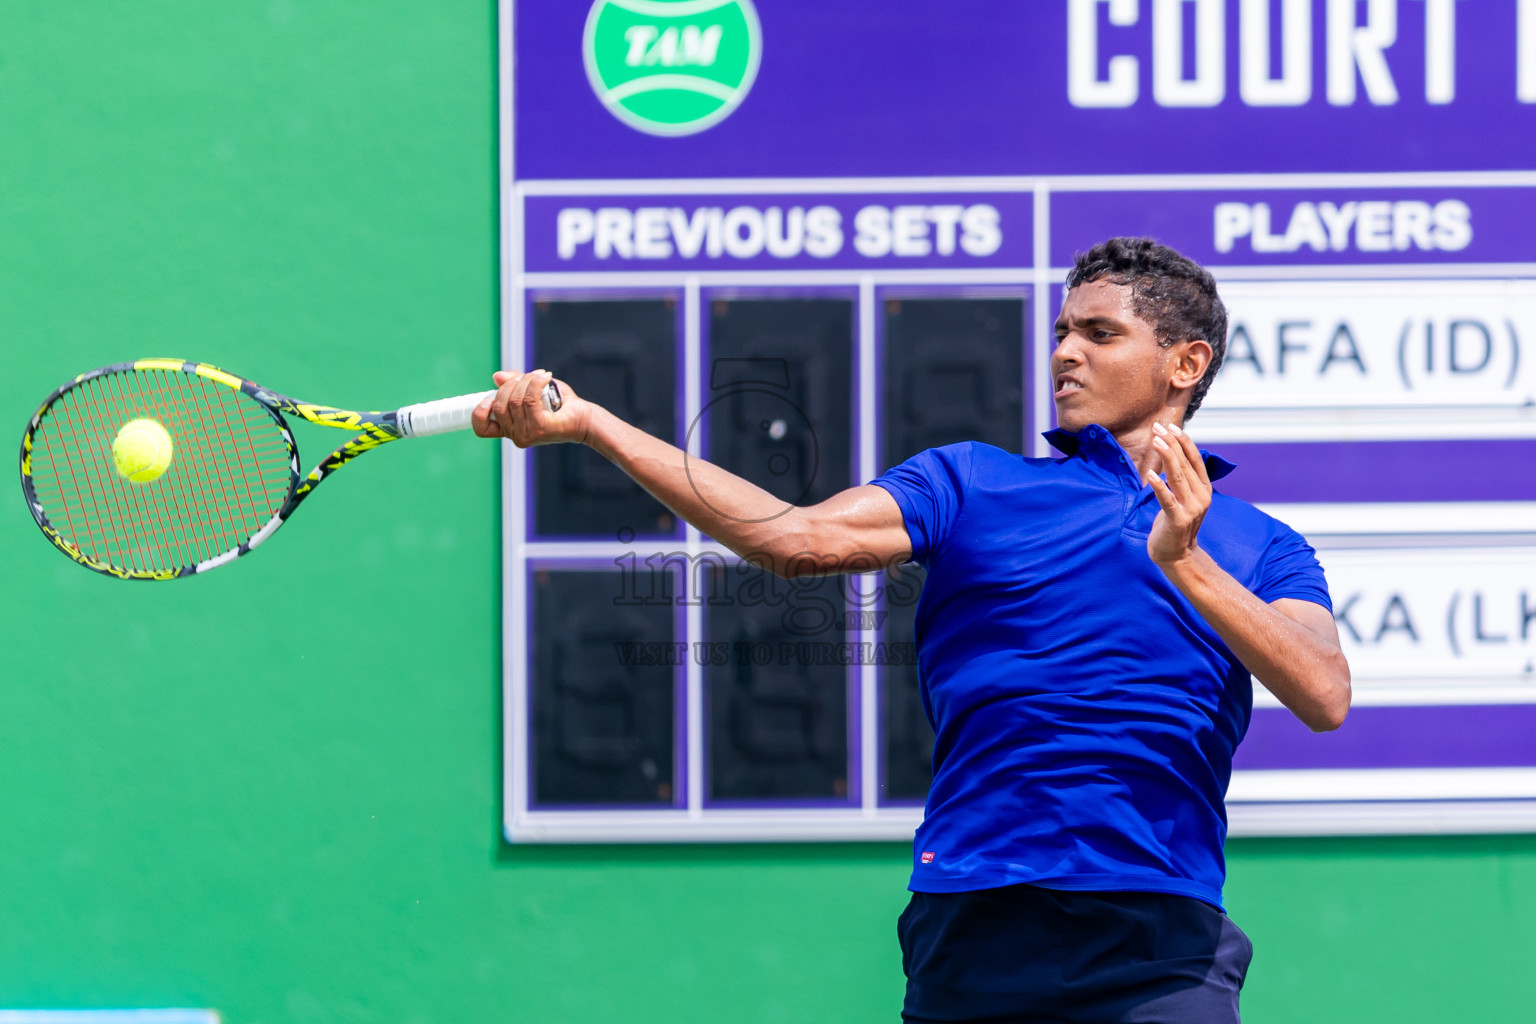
[583,0,762,137]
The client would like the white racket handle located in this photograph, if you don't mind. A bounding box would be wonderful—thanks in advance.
[396,382,562,437]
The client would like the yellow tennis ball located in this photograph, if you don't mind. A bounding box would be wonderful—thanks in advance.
[112,418,174,484]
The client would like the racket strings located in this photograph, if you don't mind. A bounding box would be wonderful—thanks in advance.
[45,389,123,564]
[36,376,192,572]
[43,376,178,571]
[103,372,185,566]
[55,372,288,569]
[60,377,161,568]
[145,371,294,561]
[123,374,230,567]
[26,368,295,574]
[145,376,270,556]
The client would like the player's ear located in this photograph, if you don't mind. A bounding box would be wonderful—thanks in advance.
[1170,339,1212,391]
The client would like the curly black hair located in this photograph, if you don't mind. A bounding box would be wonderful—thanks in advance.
[1064,237,1228,420]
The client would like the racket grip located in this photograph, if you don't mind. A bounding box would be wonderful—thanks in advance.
[396,383,562,437]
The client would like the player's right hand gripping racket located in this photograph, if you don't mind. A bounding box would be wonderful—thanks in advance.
[18,359,559,580]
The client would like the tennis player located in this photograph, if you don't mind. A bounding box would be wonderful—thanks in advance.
[475,237,1350,1023]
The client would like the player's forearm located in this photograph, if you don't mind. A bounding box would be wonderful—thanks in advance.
[1159,549,1351,731]
[583,404,835,575]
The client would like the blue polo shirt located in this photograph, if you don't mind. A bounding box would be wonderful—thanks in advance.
[871,426,1331,909]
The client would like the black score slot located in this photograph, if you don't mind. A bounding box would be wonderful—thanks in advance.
[531,569,676,806]
[705,565,851,801]
[706,297,854,511]
[532,298,678,537]
[883,297,1025,469]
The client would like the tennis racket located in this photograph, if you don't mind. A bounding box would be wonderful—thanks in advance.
[19,358,560,580]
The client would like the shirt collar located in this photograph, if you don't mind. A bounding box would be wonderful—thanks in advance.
[1042,425,1236,482]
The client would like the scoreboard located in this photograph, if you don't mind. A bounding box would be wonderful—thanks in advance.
[501,0,1536,842]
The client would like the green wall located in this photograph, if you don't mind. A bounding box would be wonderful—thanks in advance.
[2,4,1532,1021]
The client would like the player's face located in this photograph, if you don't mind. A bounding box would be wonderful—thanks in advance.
[1051,279,1182,437]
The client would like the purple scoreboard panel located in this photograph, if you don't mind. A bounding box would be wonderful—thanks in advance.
[501,0,1536,843]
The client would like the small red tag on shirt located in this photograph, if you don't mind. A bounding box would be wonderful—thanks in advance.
[920,851,935,863]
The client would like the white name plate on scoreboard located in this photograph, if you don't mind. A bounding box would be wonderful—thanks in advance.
[1277,544,1536,702]
[1200,280,1536,442]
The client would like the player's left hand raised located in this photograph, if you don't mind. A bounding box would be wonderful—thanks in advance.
[1145,421,1211,567]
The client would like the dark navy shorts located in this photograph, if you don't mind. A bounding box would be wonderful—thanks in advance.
[898,884,1253,1023]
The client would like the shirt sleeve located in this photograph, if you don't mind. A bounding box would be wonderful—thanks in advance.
[869,443,973,565]
[1253,522,1333,612]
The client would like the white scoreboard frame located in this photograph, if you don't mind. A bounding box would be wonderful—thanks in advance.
[499,0,1536,843]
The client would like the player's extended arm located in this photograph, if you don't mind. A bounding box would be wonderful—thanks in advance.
[472,369,912,577]
[1145,421,1352,732]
